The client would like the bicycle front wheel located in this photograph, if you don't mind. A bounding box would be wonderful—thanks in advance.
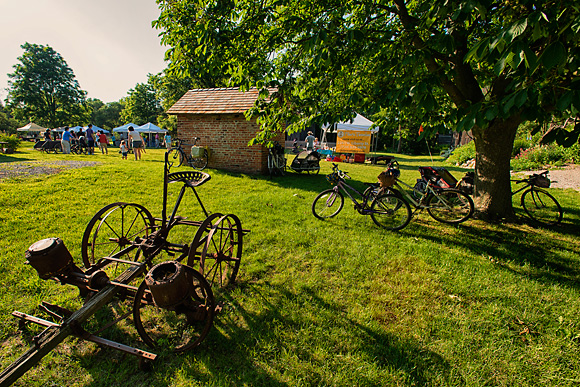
[312,189,344,219]
[168,148,184,168]
[190,149,208,170]
[426,189,474,224]
[370,193,411,230]
[521,188,563,226]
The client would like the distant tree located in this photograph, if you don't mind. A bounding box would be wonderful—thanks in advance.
[88,98,124,130]
[120,81,162,125]
[0,102,20,134]
[5,43,89,128]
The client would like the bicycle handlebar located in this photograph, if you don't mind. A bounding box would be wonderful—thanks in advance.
[331,163,350,179]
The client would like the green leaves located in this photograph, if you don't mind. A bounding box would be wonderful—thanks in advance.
[540,42,567,70]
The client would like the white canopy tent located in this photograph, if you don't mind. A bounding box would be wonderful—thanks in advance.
[16,122,47,132]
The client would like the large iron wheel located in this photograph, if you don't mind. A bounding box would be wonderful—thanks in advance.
[133,265,215,352]
[186,213,224,267]
[81,202,154,269]
[196,214,243,288]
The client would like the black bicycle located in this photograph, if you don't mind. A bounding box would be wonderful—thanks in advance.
[511,171,563,226]
[168,137,209,170]
[267,141,286,177]
[312,163,412,230]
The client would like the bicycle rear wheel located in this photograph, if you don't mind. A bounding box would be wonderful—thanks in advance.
[370,193,412,230]
[190,149,208,170]
[274,154,286,176]
[168,148,184,168]
[426,189,474,224]
[521,188,562,226]
[312,189,344,219]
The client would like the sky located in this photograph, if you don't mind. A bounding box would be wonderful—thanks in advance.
[0,0,168,103]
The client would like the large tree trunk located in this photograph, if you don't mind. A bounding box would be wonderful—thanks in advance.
[472,116,521,221]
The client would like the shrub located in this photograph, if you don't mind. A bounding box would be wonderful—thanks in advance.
[446,141,476,165]
[0,134,21,152]
[510,144,569,171]
[512,138,532,158]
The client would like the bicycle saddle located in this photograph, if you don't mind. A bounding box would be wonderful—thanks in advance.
[167,171,211,187]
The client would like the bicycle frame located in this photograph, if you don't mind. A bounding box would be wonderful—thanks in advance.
[390,179,436,209]
[332,178,374,213]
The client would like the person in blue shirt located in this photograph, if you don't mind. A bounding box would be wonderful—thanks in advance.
[61,127,73,154]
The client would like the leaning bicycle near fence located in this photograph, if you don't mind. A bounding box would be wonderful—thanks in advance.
[312,163,412,230]
[376,162,475,225]
[511,170,562,226]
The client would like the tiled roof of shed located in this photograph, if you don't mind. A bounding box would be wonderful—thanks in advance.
[167,87,271,114]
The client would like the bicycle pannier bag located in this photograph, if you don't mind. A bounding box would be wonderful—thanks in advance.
[190,146,204,158]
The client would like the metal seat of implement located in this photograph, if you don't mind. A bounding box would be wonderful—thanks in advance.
[167,171,211,188]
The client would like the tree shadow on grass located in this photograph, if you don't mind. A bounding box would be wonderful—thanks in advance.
[196,283,465,386]
[402,220,580,290]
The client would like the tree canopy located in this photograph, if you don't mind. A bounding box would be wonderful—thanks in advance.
[6,43,89,128]
[154,0,579,219]
[120,80,163,125]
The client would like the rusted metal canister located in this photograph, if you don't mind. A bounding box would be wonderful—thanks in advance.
[25,238,73,280]
[145,261,191,308]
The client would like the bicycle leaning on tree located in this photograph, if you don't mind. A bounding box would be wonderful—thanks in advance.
[168,137,209,170]
[372,161,475,226]
[511,170,563,226]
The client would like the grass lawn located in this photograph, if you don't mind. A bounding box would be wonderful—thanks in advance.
[0,145,579,386]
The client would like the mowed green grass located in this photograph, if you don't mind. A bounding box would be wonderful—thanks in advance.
[0,145,579,386]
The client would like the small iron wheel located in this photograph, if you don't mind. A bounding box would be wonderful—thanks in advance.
[197,214,243,288]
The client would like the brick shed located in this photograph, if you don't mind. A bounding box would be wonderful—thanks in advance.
[167,88,285,174]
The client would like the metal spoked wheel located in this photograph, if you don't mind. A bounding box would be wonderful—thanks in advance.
[370,193,412,230]
[186,213,224,267]
[426,189,474,224]
[312,189,344,219]
[521,188,563,226]
[196,214,243,288]
[190,149,208,170]
[167,148,184,169]
[133,265,215,352]
[81,202,154,269]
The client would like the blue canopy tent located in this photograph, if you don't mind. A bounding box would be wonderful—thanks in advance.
[112,123,139,133]
[135,122,167,133]
[136,122,168,147]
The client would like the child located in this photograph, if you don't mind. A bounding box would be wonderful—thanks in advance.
[120,140,128,160]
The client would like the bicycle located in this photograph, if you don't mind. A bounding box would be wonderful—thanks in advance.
[312,163,412,230]
[168,137,209,170]
[377,162,475,224]
[511,171,562,226]
[267,141,286,177]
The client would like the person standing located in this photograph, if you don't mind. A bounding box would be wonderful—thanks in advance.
[127,126,142,160]
[61,126,72,154]
[163,132,172,150]
[97,130,109,154]
[305,131,315,151]
[120,140,128,160]
[86,124,95,155]
[155,133,160,148]
[44,128,52,142]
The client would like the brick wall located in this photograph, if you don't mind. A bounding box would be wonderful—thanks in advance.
[176,114,285,174]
